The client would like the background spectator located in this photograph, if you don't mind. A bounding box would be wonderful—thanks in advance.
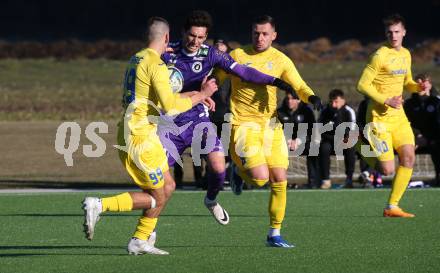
[356,96,383,188]
[278,93,320,188]
[404,73,440,186]
[318,89,356,189]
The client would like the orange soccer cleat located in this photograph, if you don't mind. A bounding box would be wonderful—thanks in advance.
[383,207,415,218]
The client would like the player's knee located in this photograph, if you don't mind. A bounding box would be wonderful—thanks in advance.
[271,172,287,183]
[209,161,225,174]
[164,180,175,197]
[249,177,268,187]
[381,165,395,176]
[400,154,415,168]
[208,153,226,173]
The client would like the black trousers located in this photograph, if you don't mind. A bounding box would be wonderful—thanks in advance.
[306,156,320,187]
[359,156,371,173]
[417,139,440,186]
[431,145,440,185]
[319,139,356,182]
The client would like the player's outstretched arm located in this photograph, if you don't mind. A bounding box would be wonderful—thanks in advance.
[228,62,299,97]
[154,70,217,114]
[272,78,299,98]
[230,63,274,84]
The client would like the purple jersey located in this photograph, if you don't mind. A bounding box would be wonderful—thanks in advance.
[162,41,237,125]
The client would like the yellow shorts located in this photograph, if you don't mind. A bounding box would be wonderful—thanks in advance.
[117,125,168,190]
[366,115,414,161]
[229,123,289,171]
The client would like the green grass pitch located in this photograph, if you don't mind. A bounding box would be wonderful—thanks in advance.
[1,189,439,273]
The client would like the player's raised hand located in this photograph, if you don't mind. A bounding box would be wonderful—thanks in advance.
[200,75,218,97]
[202,97,216,111]
[272,78,298,98]
[308,95,322,110]
[384,95,403,109]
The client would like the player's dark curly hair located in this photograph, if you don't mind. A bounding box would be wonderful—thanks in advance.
[383,13,406,28]
[252,15,276,29]
[184,10,213,32]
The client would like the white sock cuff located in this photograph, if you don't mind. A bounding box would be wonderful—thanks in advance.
[268,228,281,237]
[150,196,156,209]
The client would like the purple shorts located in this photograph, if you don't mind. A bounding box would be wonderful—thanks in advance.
[158,116,223,167]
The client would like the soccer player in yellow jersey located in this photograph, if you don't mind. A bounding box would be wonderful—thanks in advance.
[357,14,431,218]
[82,17,218,255]
[217,15,322,247]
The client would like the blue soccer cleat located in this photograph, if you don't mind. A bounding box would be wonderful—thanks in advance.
[266,236,295,248]
[229,164,243,195]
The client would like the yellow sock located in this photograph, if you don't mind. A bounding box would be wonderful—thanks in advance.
[133,217,158,240]
[237,168,267,187]
[354,140,378,169]
[388,166,413,206]
[101,192,133,212]
[269,181,287,229]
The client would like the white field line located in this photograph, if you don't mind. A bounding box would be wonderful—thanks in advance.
[0,187,438,195]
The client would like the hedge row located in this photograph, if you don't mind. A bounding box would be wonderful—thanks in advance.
[0,38,439,63]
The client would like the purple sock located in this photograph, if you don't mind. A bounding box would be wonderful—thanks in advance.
[206,170,226,201]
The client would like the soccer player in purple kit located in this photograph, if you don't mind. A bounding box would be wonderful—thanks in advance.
[159,10,297,226]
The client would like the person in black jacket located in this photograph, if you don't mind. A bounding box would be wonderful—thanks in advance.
[357,96,383,188]
[318,89,356,189]
[404,73,440,186]
[278,93,320,188]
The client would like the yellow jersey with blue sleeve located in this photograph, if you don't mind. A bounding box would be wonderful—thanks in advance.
[226,45,315,125]
[358,44,420,118]
[121,47,193,136]
[118,47,192,190]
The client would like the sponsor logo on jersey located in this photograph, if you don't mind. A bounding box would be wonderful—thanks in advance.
[391,69,407,75]
[199,47,209,57]
[168,66,184,93]
[215,50,232,62]
[192,61,203,73]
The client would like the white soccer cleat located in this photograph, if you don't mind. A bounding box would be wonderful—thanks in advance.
[320,179,332,189]
[127,237,169,255]
[147,230,157,246]
[82,197,102,240]
[204,197,229,225]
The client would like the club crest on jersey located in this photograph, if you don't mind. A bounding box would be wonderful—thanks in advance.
[168,66,184,93]
[192,61,203,73]
[267,61,273,70]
